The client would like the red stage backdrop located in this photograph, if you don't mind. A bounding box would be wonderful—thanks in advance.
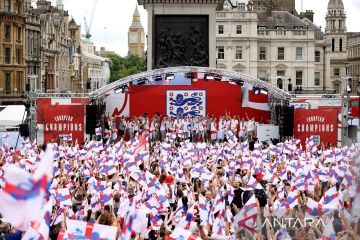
[37,98,86,143]
[294,108,338,146]
[129,80,242,117]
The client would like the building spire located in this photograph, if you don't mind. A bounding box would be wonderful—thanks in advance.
[130,4,143,29]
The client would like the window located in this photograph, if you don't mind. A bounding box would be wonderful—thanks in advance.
[4,48,11,64]
[17,27,21,41]
[217,46,224,59]
[5,0,10,12]
[235,46,242,59]
[315,51,321,62]
[334,83,340,93]
[5,73,11,94]
[259,47,266,60]
[237,2,245,11]
[332,38,335,52]
[296,47,303,60]
[278,47,285,60]
[5,25,11,41]
[277,70,285,77]
[16,48,21,64]
[334,68,340,76]
[277,78,283,89]
[236,25,242,34]
[296,71,303,86]
[258,70,268,81]
[340,38,343,52]
[315,72,320,86]
[16,72,22,92]
[218,25,224,35]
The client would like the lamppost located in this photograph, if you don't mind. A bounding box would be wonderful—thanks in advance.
[341,59,350,146]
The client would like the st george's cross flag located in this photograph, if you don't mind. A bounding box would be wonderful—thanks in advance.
[234,195,258,233]
[168,228,202,240]
[57,219,117,240]
[50,188,72,206]
[0,145,53,230]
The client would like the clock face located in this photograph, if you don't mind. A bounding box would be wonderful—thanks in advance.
[130,35,137,43]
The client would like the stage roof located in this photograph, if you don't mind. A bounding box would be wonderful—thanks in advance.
[0,105,26,128]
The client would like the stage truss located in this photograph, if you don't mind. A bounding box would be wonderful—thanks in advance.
[91,66,291,101]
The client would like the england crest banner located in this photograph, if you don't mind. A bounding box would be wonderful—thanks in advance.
[166,90,206,117]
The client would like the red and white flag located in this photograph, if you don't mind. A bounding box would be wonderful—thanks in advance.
[234,195,258,233]
[58,219,117,240]
[133,133,147,154]
[168,228,202,240]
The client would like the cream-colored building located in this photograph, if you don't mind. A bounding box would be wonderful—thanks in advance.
[347,33,360,94]
[324,0,348,94]
[81,40,111,92]
[216,0,349,94]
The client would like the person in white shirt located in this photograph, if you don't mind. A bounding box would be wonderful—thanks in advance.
[160,117,166,142]
[239,118,247,142]
[210,118,218,143]
[246,114,255,139]
[198,117,206,143]
[217,117,226,143]
[230,117,239,135]
[127,119,134,140]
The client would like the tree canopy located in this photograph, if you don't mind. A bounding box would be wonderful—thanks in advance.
[106,54,145,83]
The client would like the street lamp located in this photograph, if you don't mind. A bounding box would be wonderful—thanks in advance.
[341,59,350,146]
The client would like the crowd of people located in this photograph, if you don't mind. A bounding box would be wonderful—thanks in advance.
[0,114,358,240]
[104,113,257,144]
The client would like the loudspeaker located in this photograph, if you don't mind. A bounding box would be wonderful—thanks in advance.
[277,106,294,137]
[19,123,29,138]
[348,125,358,140]
[86,105,97,134]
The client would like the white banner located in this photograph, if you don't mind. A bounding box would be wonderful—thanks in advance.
[166,90,206,117]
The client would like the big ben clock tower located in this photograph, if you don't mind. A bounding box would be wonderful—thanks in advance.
[128,5,145,57]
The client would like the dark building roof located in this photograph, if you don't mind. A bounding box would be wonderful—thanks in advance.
[301,18,324,40]
[257,11,308,29]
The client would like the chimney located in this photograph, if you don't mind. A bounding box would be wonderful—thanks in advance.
[300,10,314,22]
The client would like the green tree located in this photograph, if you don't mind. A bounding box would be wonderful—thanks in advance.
[106,53,145,83]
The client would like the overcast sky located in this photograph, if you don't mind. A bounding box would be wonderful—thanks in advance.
[53,0,359,56]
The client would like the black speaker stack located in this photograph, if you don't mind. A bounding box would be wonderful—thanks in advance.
[86,105,97,135]
[276,105,294,138]
[19,123,30,138]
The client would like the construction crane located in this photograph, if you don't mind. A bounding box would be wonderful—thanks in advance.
[83,0,98,40]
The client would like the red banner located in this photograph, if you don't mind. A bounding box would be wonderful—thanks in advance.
[129,80,242,118]
[37,98,86,144]
[294,108,338,147]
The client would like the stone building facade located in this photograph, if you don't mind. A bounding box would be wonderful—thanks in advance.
[128,6,145,57]
[25,1,41,91]
[217,0,351,94]
[33,0,72,92]
[81,40,111,92]
[347,32,360,94]
[0,0,26,105]
[68,18,82,92]
[324,0,348,94]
